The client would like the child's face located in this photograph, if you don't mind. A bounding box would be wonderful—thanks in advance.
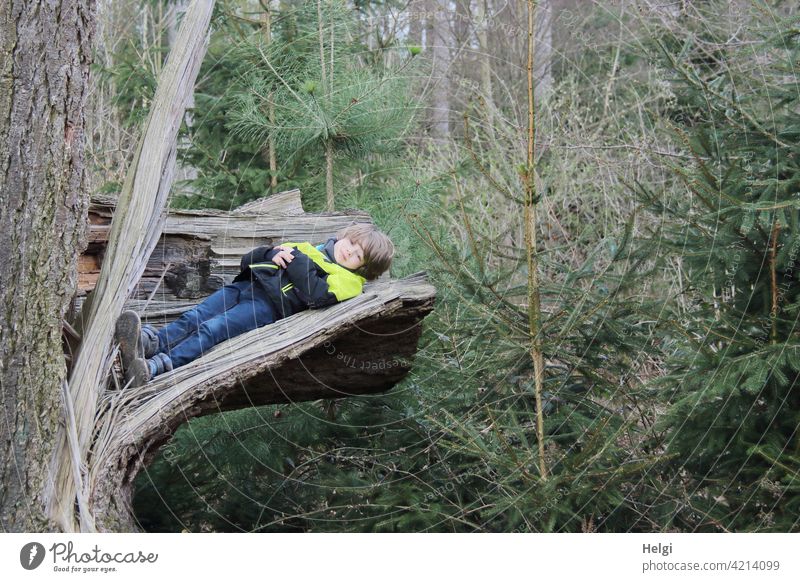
[334,237,365,270]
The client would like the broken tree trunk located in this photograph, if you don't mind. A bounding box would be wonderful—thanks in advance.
[77,191,435,531]
[90,273,433,531]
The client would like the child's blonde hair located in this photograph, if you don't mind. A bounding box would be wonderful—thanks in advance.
[336,223,395,281]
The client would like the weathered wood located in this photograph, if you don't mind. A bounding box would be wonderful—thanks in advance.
[88,272,435,531]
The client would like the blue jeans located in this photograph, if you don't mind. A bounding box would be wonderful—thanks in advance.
[156,281,276,369]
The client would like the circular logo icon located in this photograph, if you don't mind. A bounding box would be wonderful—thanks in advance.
[20,542,46,570]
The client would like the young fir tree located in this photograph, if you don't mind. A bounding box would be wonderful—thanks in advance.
[633,4,800,532]
[398,164,667,532]
[226,0,417,211]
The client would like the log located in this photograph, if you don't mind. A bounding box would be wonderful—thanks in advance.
[79,190,436,530]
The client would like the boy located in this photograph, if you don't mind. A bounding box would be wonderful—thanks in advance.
[116,223,394,387]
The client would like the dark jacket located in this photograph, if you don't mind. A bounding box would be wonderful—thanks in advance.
[232,239,367,320]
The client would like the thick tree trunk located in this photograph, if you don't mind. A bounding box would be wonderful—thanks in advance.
[0,0,96,531]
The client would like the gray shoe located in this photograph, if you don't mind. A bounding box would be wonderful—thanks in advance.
[115,311,143,375]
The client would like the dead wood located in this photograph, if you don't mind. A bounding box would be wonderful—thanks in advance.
[75,190,435,530]
[88,271,433,530]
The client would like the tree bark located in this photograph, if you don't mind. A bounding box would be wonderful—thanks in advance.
[0,0,96,531]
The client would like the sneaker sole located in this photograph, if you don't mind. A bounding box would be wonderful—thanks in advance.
[115,311,143,373]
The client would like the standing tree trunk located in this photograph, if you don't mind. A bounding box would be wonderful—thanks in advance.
[0,0,96,531]
[453,0,470,47]
[533,0,553,102]
[425,0,451,140]
[167,0,199,187]
[262,1,278,190]
[475,0,495,138]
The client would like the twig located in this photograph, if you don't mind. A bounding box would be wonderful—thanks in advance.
[770,219,780,344]
[142,262,173,314]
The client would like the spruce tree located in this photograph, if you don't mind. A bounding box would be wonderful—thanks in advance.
[634,3,800,531]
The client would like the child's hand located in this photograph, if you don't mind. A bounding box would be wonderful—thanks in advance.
[272,246,294,268]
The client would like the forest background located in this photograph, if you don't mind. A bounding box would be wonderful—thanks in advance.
[81,0,799,532]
